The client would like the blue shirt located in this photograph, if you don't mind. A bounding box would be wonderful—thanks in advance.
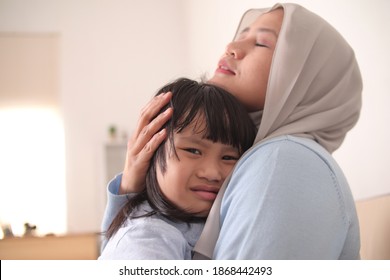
[213,135,360,259]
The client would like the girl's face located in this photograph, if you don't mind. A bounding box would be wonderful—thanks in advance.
[156,121,240,217]
[209,8,284,112]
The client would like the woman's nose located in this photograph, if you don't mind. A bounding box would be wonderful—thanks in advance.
[225,41,245,59]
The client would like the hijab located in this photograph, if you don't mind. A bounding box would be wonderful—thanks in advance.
[247,3,362,153]
[193,3,362,259]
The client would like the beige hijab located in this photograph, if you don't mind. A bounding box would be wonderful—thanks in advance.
[193,3,362,259]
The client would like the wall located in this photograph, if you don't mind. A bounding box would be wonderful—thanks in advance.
[0,0,389,234]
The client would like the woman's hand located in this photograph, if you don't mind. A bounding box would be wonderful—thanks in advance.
[119,92,173,194]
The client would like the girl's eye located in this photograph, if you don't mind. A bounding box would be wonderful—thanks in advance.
[222,155,240,161]
[184,148,201,155]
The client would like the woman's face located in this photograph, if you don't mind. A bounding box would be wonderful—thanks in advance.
[208,8,284,112]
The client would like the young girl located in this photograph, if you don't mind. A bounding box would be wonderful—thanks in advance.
[99,78,256,259]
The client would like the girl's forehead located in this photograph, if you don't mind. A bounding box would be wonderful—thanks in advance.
[176,115,208,136]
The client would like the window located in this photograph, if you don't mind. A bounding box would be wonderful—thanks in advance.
[0,108,66,236]
[0,33,65,237]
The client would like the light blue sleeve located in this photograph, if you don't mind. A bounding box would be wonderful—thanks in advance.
[214,136,359,259]
[100,173,134,252]
[99,218,189,260]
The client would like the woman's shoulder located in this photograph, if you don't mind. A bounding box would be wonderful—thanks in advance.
[254,135,327,153]
[235,135,349,196]
[234,135,354,219]
[247,135,337,169]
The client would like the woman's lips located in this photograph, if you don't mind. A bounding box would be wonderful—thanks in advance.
[216,60,235,75]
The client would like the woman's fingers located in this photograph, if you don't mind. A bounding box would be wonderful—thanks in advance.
[140,128,167,160]
[134,92,172,137]
[132,107,173,154]
[119,92,173,194]
[120,129,167,194]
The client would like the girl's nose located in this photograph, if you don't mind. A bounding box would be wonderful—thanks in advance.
[196,160,223,183]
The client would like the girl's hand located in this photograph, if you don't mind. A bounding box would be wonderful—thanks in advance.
[119,92,173,194]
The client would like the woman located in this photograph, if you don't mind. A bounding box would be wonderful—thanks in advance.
[102,3,362,259]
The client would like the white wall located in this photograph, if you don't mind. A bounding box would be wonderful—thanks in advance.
[0,0,389,234]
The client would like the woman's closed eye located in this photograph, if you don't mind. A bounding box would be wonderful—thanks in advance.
[255,42,268,48]
[255,35,272,48]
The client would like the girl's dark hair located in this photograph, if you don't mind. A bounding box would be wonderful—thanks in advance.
[106,78,256,239]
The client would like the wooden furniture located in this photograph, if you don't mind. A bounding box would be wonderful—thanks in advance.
[0,233,100,260]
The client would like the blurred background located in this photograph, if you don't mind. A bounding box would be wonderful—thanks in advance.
[0,0,389,259]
